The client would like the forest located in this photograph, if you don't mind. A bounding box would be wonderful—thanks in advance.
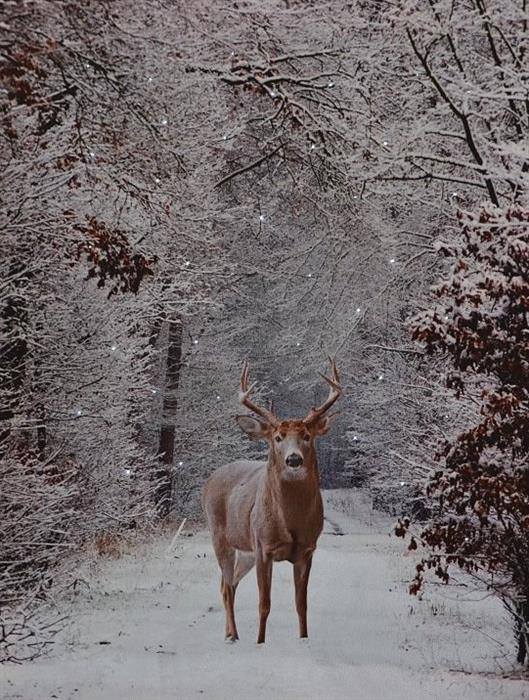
[2,0,529,696]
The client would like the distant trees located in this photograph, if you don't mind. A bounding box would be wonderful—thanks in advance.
[173,1,446,503]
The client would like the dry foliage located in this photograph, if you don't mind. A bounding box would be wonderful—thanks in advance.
[94,530,125,559]
[397,209,529,663]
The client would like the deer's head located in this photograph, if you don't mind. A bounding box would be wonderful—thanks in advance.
[235,359,342,480]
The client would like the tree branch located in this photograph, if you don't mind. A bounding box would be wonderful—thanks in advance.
[214,144,284,188]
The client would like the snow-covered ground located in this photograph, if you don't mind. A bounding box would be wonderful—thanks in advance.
[2,490,527,700]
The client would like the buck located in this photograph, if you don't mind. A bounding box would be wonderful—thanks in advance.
[203,358,342,644]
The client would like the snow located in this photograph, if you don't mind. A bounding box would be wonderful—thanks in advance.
[2,490,527,700]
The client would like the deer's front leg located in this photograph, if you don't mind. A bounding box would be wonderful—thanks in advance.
[294,554,313,638]
[256,547,273,644]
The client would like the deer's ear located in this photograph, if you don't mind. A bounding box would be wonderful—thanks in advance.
[311,413,339,436]
[235,415,271,440]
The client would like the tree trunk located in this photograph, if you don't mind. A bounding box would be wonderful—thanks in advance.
[155,316,183,516]
[33,316,47,461]
[516,599,529,665]
[35,402,46,461]
[0,261,28,457]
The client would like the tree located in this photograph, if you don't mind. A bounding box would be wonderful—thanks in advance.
[0,0,230,659]
[397,207,529,664]
[380,0,529,206]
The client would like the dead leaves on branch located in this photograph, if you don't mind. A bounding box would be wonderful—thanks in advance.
[400,208,529,598]
[72,217,156,297]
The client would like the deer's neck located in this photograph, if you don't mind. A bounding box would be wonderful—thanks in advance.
[265,455,321,516]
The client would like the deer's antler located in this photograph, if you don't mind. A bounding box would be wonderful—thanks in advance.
[303,357,342,426]
[239,361,280,427]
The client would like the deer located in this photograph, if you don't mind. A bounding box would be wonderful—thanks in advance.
[202,358,342,644]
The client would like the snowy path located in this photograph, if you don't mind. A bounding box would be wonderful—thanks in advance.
[2,491,527,700]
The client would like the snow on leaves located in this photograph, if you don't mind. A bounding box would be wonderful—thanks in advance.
[413,208,529,387]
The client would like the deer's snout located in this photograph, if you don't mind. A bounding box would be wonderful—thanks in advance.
[286,453,303,468]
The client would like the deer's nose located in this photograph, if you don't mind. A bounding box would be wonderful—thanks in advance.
[286,453,303,468]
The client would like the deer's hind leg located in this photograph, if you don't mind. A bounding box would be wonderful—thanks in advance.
[221,575,238,641]
[234,549,255,585]
[213,536,239,641]
[219,550,255,641]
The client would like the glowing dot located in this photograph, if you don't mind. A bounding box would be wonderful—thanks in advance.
[148,77,153,83]
[400,481,405,486]
[270,90,277,97]
[296,342,301,347]
[451,192,458,197]
[216,395,221,400]
[111,345,117,351]
[259,214,265,222]
[124,468,131,476]
[178,461,183,467]
[184,260,190,266]
[378,374,384,381]
[151,389,157,394]
[310,144,316,151]
[76,409,82,416]
[308,273,312,278]
[161,118,168,126]
[352,435,358,441]
[383,141,388,146]
[230,51,235,57]
[389,258,395,264]
[223,135,228,140]
[85,62,90,68]
[464,537,470,542]
[193,339,198,345]
[328,81,334,87]
[356,307,361,314]
[89,151,95,158]
[155,177,160,183]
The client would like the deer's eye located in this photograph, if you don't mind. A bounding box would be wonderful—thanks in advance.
[275,435,282,443]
